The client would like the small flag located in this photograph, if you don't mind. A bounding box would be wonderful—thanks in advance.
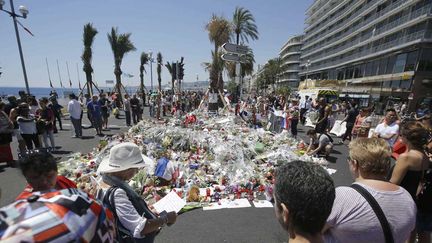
[69,79,72,87]
[49,80,53,88]
[79,80,82,90]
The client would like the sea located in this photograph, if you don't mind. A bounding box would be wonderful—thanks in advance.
[0,86,141,98]
[0,86,138,105]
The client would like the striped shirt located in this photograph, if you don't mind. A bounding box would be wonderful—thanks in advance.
[324,182,416,243]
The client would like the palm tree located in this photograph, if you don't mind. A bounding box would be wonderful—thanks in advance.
[205,14,231,91]
[156,52,163,119]
[107,27,136,101]
[165,62,174,92]
[232,7,259,45]
[81,23,98,96]
[139,52,149,95]
[156,52,163,92]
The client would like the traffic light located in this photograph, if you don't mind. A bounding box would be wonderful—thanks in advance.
[179,63,184,80]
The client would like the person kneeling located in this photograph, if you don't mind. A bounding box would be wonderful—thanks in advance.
[306,129,333,158]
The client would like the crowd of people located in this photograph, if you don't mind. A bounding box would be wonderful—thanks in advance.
[0,88,431,242]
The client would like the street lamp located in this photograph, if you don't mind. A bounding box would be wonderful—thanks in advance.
[148,51,155,91]
[305,59,311,89]
[0,0,30,95]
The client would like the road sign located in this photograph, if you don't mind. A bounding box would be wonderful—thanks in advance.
[221,53,242,62]
[222,43,249,55]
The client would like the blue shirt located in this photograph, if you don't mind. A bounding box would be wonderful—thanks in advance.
[87,101,102,118]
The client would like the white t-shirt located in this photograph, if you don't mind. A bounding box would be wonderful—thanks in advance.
[324,182,416,243]
[67,99,82,119]
[374,122,399,147]
[160,160,175,181]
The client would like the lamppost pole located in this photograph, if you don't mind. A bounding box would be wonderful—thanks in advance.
[1,0,30,94]
[305,59,310,89]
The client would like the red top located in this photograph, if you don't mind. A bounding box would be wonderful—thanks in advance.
[392,139,407,160]
[16,175,77,200]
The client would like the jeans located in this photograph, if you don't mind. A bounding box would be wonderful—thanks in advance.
[21,134,40,150]
[70,117,82,137]
[125,110,131,126]
[42,130,55,149]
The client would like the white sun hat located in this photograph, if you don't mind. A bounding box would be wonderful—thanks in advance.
[97,142,153,173]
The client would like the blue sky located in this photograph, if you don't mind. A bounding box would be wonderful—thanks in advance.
[0,0,313,89]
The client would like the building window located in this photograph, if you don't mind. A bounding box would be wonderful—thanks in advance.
[346,67,354,79]
[391,80,401,88]
[382,81,391,88]
[400,79,412,90]
[378,58,388,75]
[393,53,408,73]
[404,50,419,72]
[418,48,432,71]
[337,69,344,80]
[354,64,365,78]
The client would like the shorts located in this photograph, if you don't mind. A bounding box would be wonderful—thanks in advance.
[417,210,432,232]
[13,129,23,141]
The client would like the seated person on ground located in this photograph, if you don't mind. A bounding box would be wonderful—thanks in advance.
[16,150,77,200]
[154,151,176,186]
[274,160,335,243]
[305,129,333,157]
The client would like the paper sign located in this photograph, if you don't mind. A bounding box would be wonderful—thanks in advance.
[152,191,186,213]
[253,200,274,208]
[203,199,252,211]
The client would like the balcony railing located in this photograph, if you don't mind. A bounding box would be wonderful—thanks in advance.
[300,30,426,73]
[303,0,409,53]
[304,0,383,45]
[303,8,431,63]
[305,0,371,42]
[302,2,430,61]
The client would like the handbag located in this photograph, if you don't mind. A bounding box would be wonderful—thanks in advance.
[417,169,432,213]
[351,184,394,243]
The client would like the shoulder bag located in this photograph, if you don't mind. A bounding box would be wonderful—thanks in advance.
[350,184,394,243]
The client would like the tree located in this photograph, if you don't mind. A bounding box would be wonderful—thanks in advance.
[165,62,174,92]
[107,27,136,102]
[81,23,98,96]
[139,52,149,96]
[259,58,283,94]
[205,14,231,91]
[232,7,259,45]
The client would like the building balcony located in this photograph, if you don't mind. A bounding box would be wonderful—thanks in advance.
[305,0,369,42]
[280,51,302,60]
[303,0,412,52]
[299,31,428,74]
[302,11,431,63]
[302,1,430,59]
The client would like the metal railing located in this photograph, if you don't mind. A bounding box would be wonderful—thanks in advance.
[303,0,410,53]
[303,30,425,73]
[303,4,430,63]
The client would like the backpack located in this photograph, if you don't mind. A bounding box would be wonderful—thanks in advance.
[103,187,158,243]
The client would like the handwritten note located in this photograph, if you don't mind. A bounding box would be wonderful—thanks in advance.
[152,191,186,213]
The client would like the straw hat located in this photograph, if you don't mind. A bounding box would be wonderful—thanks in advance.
[97,142,153,173]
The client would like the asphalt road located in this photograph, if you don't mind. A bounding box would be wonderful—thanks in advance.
[0,109,353,243]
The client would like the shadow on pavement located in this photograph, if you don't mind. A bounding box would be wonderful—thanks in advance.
[80,136,95,140]
[51,150,72,155]
[108,127,120,130]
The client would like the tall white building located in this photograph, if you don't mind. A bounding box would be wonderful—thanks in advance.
[278,35,303,89]
[300,0,432,111]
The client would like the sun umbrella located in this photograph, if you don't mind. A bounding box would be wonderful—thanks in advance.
[0,189,116,242]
